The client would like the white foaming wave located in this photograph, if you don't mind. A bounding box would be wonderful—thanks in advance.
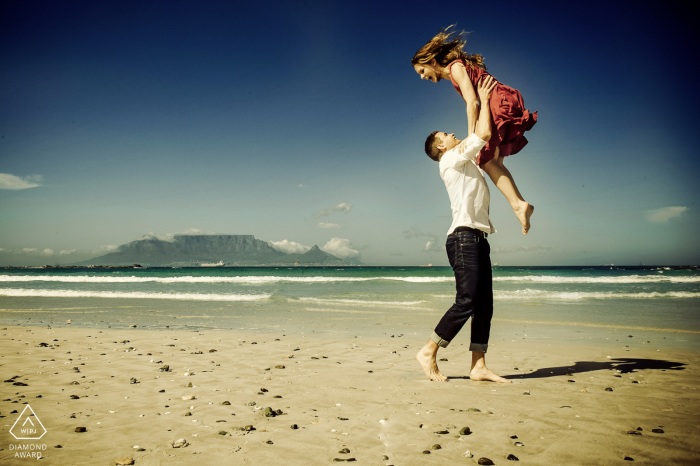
[0,275,453,284]
[494,275,700,284]
[298,297,425,307]
[0,288,270,302]
[494,289,700,300]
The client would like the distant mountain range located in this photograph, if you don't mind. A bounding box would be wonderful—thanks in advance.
[72,235,363,267]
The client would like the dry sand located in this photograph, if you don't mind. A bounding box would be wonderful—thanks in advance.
[1,325,699,465]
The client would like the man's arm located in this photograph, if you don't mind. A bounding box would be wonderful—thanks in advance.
[473,75,497,142]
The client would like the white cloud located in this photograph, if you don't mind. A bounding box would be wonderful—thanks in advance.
[423,239,441,253]
[268,239,311,254]
[0,173,43,190]
[137,229,218,243]
[297,184,307,188]
[314,202,352,218]
[647,206,688,223]
[318,222,340,229]
[404,226,440,253]
[11,247,55,255]
[60,249,76,255]
[321,237,359,259]
[96,244,119,253]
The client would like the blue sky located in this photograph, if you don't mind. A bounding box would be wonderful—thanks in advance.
[1,0,698,266]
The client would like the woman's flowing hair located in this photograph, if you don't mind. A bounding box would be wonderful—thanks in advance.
[411,25,485,70]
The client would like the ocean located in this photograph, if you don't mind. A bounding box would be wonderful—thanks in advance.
[1,266,699,349]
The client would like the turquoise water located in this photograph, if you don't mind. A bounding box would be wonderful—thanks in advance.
[1,266,699,348]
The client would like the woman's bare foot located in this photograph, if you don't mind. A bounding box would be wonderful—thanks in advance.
[469,366,512,383]
[516,202,534,235]
[416,341,447,381]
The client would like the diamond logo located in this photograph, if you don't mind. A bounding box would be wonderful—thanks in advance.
[10,405,47,440]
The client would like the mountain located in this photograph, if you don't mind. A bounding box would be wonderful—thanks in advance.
[277,245,363,266]
[73,235,362,266]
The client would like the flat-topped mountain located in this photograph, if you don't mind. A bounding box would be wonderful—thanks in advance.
[73,235,362,267]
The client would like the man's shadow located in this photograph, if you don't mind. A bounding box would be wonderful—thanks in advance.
[503,358,686,380]
[447,358,686,380]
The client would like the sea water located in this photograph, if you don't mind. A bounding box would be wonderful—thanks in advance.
[1,266,698,349]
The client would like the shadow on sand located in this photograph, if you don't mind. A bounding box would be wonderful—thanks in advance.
[502,358,686,380]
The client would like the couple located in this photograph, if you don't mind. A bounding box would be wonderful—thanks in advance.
[411,27,538,383]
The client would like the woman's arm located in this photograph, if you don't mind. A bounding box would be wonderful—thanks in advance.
[474,75,497,142]
[449,62,479,136]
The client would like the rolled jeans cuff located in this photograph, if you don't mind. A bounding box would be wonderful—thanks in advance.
[469,342,488,353]
[431,332,450,348]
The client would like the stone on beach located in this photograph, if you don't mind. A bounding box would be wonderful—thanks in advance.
[463,450,474,458]
[460,427,472,435]
[171,439,189,448]
[115,458,134,465]
[478,458,495,465]
[75,427,87,432]
[507,453,520,461]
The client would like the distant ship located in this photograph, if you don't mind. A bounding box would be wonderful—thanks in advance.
[200,260,224,267]
[419,264,433,267]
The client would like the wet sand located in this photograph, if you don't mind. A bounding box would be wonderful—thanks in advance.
[1,325,699,465]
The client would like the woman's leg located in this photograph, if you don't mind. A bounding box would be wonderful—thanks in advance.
[482,147,534,234]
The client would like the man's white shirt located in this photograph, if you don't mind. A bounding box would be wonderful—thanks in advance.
[439,133,496,236]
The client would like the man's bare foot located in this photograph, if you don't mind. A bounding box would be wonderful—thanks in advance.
[416,345,447,382]
[469,366,512,383]
[516,202,534,235]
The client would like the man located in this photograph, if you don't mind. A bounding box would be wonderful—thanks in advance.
[416,75,510,383]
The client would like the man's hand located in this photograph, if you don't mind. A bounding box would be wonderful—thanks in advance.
[477,75,497,103]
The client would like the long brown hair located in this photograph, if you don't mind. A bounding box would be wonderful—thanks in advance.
[411,25,485,70]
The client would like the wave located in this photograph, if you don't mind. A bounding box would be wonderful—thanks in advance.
[494,289,700,299]
[0,275,453,284]
[298,297,425,307]
[493,275,700,284]
[2,274,698,285]
[0,288,270,302]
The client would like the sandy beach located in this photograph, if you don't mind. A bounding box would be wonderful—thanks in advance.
[1,324,699,465]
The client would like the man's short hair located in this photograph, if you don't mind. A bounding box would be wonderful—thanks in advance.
[425,131,442,161]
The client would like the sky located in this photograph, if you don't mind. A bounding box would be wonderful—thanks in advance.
[1,0,699,266]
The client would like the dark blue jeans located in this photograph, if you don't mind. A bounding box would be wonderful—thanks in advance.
[431,230,493,352]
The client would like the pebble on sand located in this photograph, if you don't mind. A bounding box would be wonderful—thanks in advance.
[463,450,473,458]
[478,458,495,465]
[507,453,519,461]
[171,439,189,448]
[115,458,134,465]
[181,395,196,401]
[74,427,87,432]
[431,444,442,450]
[605,387,614,391]
[624,457,634,461]
[652,428,664,433]
[460,427,472,435]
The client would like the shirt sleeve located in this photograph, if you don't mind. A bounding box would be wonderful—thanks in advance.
[446,134,487,168]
